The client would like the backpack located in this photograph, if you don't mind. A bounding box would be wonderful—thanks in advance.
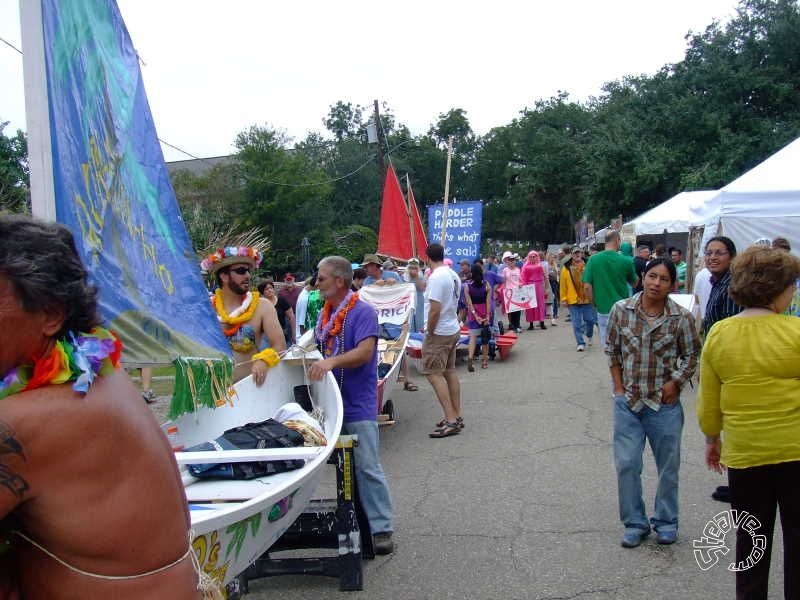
[186,418,305,479]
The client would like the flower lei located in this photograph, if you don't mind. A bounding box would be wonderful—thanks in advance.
[315,291,359,357]
[211,290,260,337]
[0,327,122,401]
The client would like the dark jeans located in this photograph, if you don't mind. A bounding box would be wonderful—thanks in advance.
[728,460,800,600]
[507,310,521,331]
[549,279,559,318]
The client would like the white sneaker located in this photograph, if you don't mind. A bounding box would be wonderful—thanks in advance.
[577,344,586,352]
[551,319,557,326]
[588,338,594,347]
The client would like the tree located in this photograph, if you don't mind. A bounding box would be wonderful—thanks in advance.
[234,125,333,268]
[0,122,29,213]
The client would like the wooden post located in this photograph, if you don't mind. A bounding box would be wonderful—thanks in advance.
[440,136,454,248]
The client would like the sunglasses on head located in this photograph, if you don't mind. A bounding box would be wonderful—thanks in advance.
[229,266,250,275]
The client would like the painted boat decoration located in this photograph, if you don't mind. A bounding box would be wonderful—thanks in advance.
[164,341,343,586]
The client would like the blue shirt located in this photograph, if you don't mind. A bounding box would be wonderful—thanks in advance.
[363,270,402,286]
[336,300,379,423]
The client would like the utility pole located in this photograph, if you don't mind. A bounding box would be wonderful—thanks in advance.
[374,99,386,192]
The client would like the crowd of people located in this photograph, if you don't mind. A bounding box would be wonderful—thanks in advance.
[3,209,798,598]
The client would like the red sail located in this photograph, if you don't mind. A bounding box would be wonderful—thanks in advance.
[407,181,428,262]
[377,164,428,262]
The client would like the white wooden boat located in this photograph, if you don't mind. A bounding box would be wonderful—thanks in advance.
[162,344,343,587]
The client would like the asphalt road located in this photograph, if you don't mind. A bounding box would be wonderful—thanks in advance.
[233,320,785,599]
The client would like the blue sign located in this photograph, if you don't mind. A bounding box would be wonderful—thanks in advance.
[427,201,483,264]
[42,0,229,363]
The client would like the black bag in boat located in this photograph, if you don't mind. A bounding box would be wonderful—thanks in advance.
[185,418,305,480]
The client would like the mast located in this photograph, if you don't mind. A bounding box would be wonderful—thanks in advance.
[405,174,417,259]
[20,0,56,221]
[440,135,454,248]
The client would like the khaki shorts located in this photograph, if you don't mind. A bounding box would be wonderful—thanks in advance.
[421,332,461,375]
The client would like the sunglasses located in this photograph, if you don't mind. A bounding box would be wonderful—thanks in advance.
[229,266,251,275]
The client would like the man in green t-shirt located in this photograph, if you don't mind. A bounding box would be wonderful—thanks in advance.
[582,230,637,346]
[669,247,687,293]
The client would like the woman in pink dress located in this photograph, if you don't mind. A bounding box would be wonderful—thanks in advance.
[521,250,547,330]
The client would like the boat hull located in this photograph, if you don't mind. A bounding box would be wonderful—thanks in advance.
[164,355,342,586]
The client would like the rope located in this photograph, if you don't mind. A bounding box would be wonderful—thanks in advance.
[14,529,224,597]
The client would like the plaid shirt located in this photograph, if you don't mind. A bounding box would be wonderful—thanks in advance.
[606,293,701,412]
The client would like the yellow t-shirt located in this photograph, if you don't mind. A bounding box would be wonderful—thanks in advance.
[697,314,800,469]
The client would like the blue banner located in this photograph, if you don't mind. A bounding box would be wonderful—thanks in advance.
[42,0,229,363]
[427,201,483,264]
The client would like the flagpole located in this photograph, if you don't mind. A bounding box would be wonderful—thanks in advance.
[20,0,57,221]
[440,135,454,248]
[405,174,417,259]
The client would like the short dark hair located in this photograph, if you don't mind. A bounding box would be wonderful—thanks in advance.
[643,257,676,284]
[705,236,737,258]
[668,247,682,256]
[605,230,620,244]
[427,243,445,262]
[256,278,274,295]
[729,246,800,307]
[772,237,791,252]
[352,267,367,280]
[0,214,101,338]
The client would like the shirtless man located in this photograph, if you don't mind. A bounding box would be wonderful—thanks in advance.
[0,215,203,599]
[203,247,286,383]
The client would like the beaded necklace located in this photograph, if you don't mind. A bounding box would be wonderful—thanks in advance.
[0,327,122,401]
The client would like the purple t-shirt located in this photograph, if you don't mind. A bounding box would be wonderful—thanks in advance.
[336,299,378,423]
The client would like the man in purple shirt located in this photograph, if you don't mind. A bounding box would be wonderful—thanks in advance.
[307,255,395,554]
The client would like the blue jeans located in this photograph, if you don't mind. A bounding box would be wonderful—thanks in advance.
[613,395,683,534]
[342,420,394,535]
[567,304,596,346]
[597,312,610,347]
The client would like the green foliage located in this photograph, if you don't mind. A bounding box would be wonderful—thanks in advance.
[0,122,29,213]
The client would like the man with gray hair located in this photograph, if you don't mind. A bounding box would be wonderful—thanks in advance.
[582,230,637,346]
[307,256,395,554]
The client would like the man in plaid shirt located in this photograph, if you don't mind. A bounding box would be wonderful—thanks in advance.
[606,258,701,549]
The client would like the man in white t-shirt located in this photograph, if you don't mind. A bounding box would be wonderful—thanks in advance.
[693,267,713,320]
[422,243,463,438]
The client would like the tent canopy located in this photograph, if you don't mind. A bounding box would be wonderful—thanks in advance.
[625,190,718,235]
[692,137,800,254]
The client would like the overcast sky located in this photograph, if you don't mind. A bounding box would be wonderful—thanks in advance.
[1,1,740,162]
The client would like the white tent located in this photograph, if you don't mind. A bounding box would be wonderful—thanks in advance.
[692,137,800,254]
[625,190,718,235]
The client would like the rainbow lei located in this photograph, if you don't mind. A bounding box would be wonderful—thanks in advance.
[0,327,122,401]
[315,291,358,357]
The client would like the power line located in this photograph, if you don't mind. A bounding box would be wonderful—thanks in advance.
[0,36,23,54]
[4,36,409,189]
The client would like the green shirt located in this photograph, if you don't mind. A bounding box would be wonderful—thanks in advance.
[675,261,687,293]
[581,250,637,313]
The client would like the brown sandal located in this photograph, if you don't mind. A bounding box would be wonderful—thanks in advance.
[435,417,464,430]
[429,421,460,438]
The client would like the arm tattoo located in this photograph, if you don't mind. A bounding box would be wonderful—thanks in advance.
[0,423,25,460]
[0,422,28,499]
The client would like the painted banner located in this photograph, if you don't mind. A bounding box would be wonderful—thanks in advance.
[358,283,416,325]
[427,201,483,264]
[41,0,229,364]
[502,284,538,314]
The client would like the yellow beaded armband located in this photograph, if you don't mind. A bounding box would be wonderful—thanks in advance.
[252,348,280,368]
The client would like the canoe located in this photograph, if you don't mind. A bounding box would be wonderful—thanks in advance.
[162,345,343,587]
